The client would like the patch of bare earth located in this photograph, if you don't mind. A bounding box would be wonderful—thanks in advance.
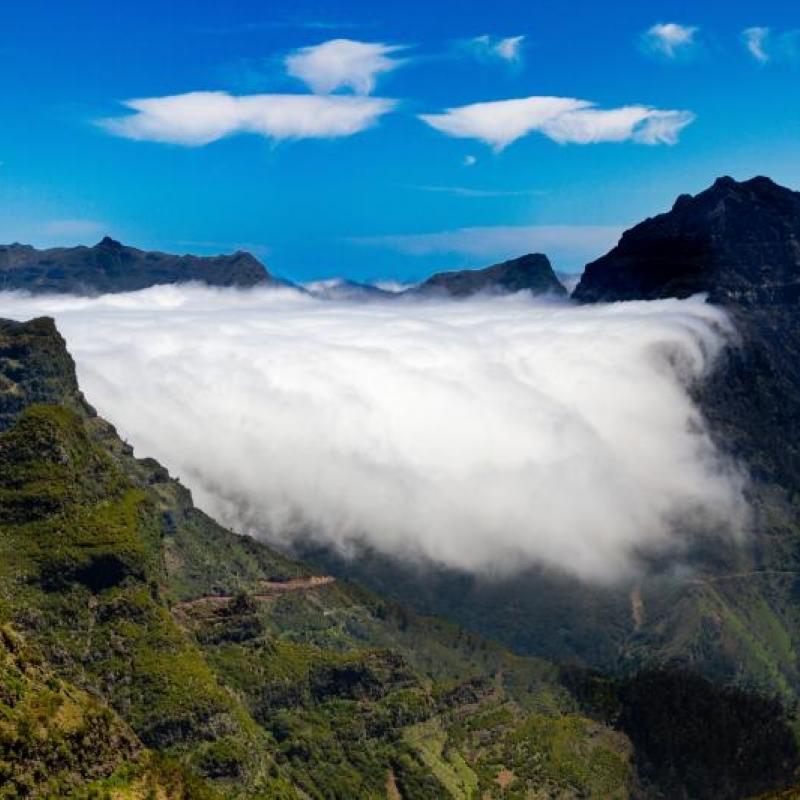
[170,575,336,618]
[386,768,402,799]
[496,769,515,790]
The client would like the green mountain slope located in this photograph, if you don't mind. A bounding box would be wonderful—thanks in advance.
[0,316,636,798]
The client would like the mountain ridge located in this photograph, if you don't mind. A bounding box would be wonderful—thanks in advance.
[0,237,282,294]
[414,253,567,298]
[0,241,570,301]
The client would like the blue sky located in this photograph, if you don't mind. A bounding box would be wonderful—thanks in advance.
[1,0,798,282]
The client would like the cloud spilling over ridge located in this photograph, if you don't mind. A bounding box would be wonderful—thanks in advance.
[419,96,695,150]
[100,91,395,145]
[285,39,408,94]
[0,287,747,582]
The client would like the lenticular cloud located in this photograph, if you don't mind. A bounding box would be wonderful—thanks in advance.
[0,286,747,581]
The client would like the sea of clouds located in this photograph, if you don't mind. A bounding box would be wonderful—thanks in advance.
[0,286,749,582]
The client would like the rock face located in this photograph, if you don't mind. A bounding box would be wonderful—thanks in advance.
[562,175,800,696]
[415,253,567,298]
[0,236,281,294]
[0,316,91,431]
[573,175,800,487]
[573,176,800,306]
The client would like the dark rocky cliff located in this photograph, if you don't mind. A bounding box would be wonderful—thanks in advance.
[573,176,800,306]
[0,316,92,430]
[574,175,800,488]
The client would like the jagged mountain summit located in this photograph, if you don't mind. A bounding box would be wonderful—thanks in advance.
[414,253,567,298]
[0,236,284,294]
[573,175,800,487]
[573,175,800,306]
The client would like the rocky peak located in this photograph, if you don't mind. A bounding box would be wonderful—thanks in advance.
[573,175,800,306]
[416,253,567,298]
[96,236,124,250]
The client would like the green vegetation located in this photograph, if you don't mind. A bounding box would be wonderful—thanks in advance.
[0,623,139,797]
[0,316,637,797]
[1,314,798,798]
[618,668,799,799]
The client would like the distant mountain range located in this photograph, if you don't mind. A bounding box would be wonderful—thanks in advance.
[303,277,396,301]
[0,236,283,293]
[1,236,569,300]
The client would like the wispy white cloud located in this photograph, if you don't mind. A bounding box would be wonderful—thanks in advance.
[419,96,694,150]
[99,91,396,145]
[742,26,770,63]
[421,96,584,150]
[495,35,525,61]
[463,154,477,166]
[642,22,698,58]
[195,19,372,35]
[40,219,106,239]
[285,38,407,94]
[352,223,625,268]
[466,34,526,63]
[408,185,544,198]
[742,27,800,64]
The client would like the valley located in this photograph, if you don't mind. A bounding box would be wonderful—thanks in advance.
[3,175,800,798]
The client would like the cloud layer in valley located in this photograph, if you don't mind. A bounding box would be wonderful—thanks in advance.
[0,287,747,582]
